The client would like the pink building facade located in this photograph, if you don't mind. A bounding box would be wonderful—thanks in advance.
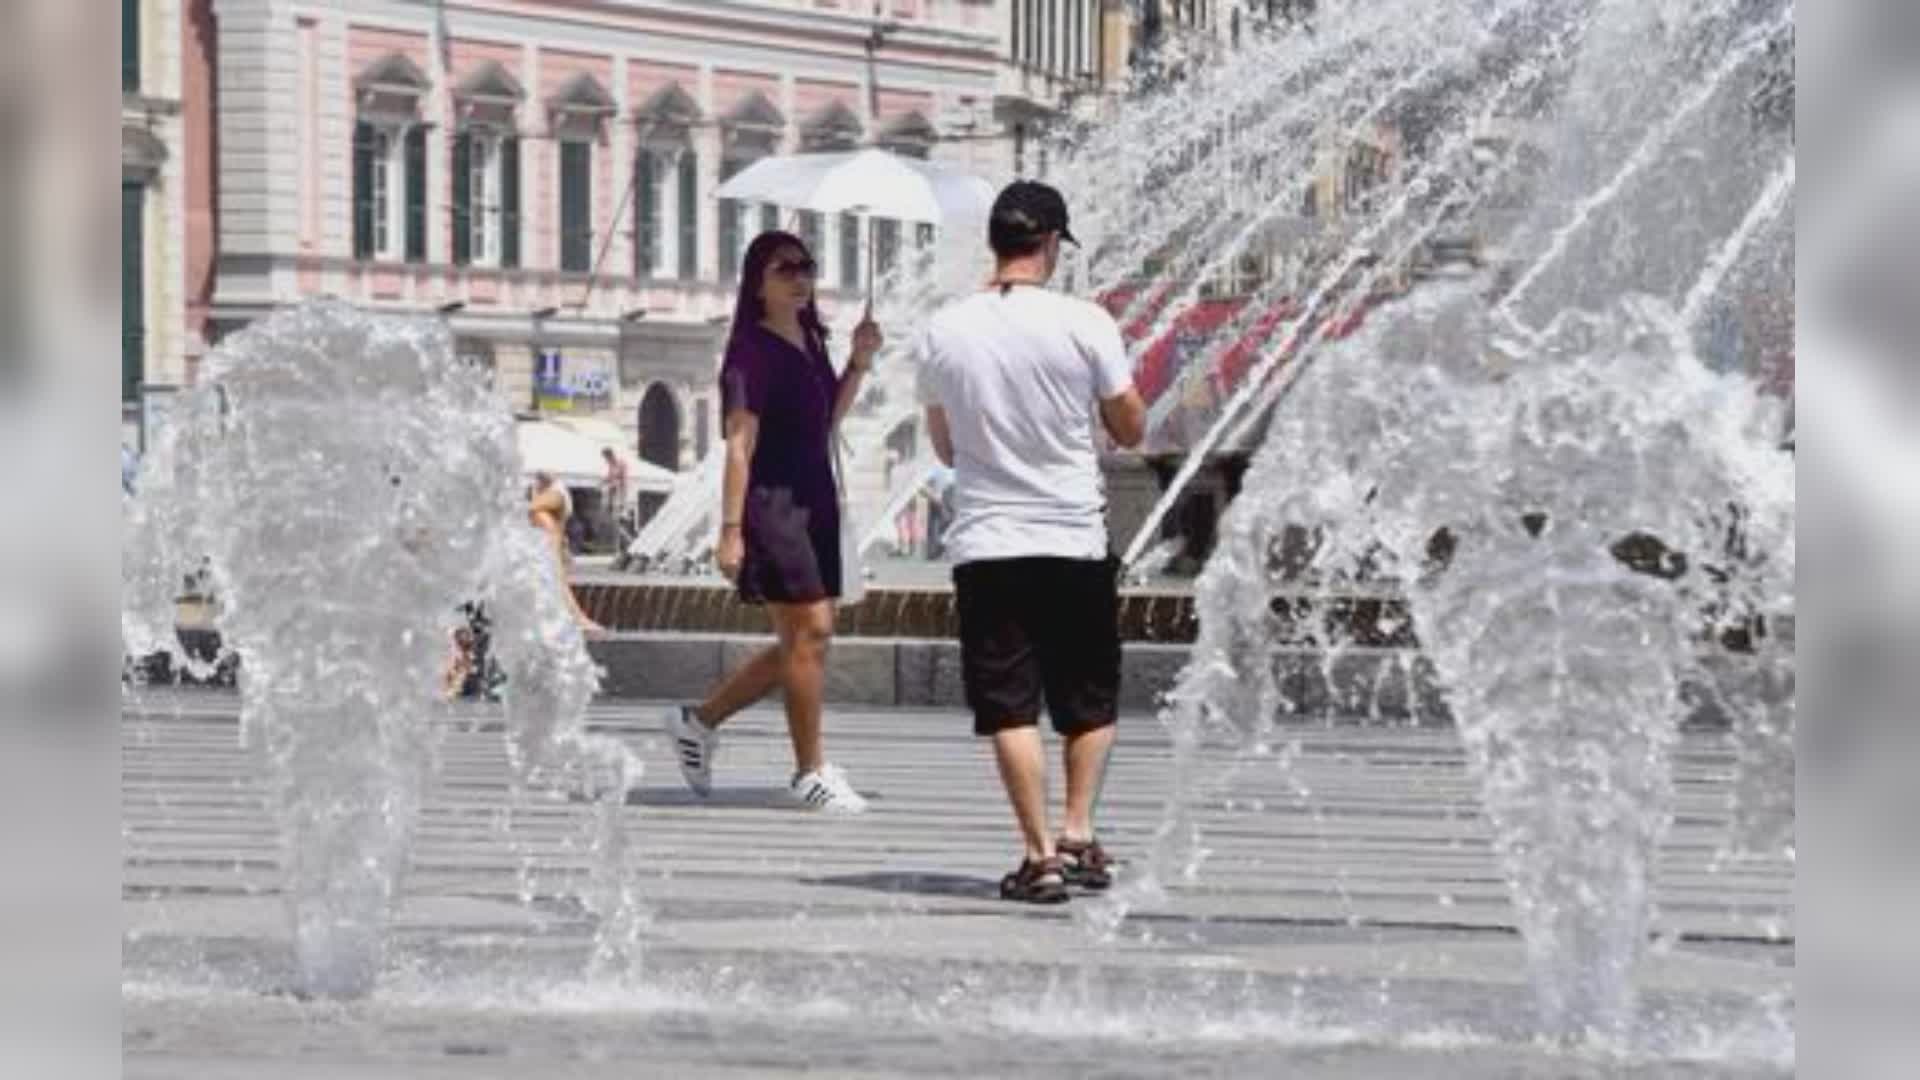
[197,0,1034,472]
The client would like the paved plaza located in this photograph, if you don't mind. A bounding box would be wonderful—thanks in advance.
[122,689,1792,1078]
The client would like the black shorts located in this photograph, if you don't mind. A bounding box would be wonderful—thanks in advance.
[953,556,1122,737]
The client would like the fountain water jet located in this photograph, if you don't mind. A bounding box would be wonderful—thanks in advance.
[123,301,643,998]
[1101,280,1793,1047]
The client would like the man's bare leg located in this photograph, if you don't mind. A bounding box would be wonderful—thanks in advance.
[1061,723,1116,844]
[992,725,1054,862]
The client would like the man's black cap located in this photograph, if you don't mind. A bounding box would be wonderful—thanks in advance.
[988,180,1079,250]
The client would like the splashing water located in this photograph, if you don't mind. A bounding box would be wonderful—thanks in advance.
[123,301,642,998]
[1100,281,1793,1046]
[1053,0,1795,1051]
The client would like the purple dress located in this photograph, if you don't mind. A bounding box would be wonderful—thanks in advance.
[720,322,844,604]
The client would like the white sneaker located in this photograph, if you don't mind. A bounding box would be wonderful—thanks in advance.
[664,704,717,796]
[790,764,868,815]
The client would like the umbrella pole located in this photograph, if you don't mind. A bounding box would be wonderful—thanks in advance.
[866,215,875,309]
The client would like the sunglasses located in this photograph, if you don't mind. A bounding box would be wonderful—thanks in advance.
[769,257,819,281]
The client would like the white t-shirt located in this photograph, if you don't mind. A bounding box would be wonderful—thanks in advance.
[914,285,1134,565]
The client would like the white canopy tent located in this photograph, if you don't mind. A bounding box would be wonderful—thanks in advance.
[514,418,675,498]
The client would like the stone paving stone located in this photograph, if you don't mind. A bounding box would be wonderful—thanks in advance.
[121,691,1794,1077]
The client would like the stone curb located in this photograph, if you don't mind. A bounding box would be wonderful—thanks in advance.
[586,633,1457,723]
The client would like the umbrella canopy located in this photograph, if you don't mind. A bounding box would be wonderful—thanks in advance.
[545,416,679,495]
[715,148,993,225]
[515,419,675,496]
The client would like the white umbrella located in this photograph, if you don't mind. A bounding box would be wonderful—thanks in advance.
[716,148,993,301]
[515,419,674,496]
[543,416,676,495]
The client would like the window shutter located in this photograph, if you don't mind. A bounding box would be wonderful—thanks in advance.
[352,121,375,260]
[718,159,741,282]
[123,0,140,93]
[634,150,656,277]
[122,183,145,403]
[677,153,698,279]
[500,136,521,268]
[404,126,428,263]
[560,141,592,273]
[451,132,472,266]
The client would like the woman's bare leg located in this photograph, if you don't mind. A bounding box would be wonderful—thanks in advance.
[768,600,833,775]
[539,518,603,633]
[696,643,782,729]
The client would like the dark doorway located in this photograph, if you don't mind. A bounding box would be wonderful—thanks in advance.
[639,383,680,471]
[637,383,680,528]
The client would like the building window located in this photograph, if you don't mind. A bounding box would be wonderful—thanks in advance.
[760,202,780,238]
[1026,2,1040,65]
[677,152,698,279]
[1047,0,1058,75]
[354,123,426,263]
[122,0,140,93]
[634,148,659,277]
[913,222,936,274]
[799,211,823,263]
[363,126,392,257]
[1011,0,1022,64]
[122,182,144,403]
[839,213,861,291]
[1344,143,1389,213]
[453,132,507,267]
[559,139,593,273]
[875,219,901,279]
[468,135,495,264]
[1073,1,1085,77]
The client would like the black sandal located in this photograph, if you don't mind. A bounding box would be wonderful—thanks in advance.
[999,856,1070,904]
[1056,837,1113,891]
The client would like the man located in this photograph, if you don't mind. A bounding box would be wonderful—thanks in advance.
[600,446,629,542]
[924,462,954,560]
[915,181,1147,904]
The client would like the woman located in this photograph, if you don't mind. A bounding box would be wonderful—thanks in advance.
[530,471,604,635]
[664,231,881,814]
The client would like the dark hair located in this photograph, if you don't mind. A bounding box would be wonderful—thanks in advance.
[988,225,1049,261]
[728,230,829,359]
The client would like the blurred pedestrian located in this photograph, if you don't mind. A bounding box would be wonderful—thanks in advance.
[530,472,603,635]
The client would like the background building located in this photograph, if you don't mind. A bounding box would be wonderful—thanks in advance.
[182,0,1043,477]
[123,0,192,446]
